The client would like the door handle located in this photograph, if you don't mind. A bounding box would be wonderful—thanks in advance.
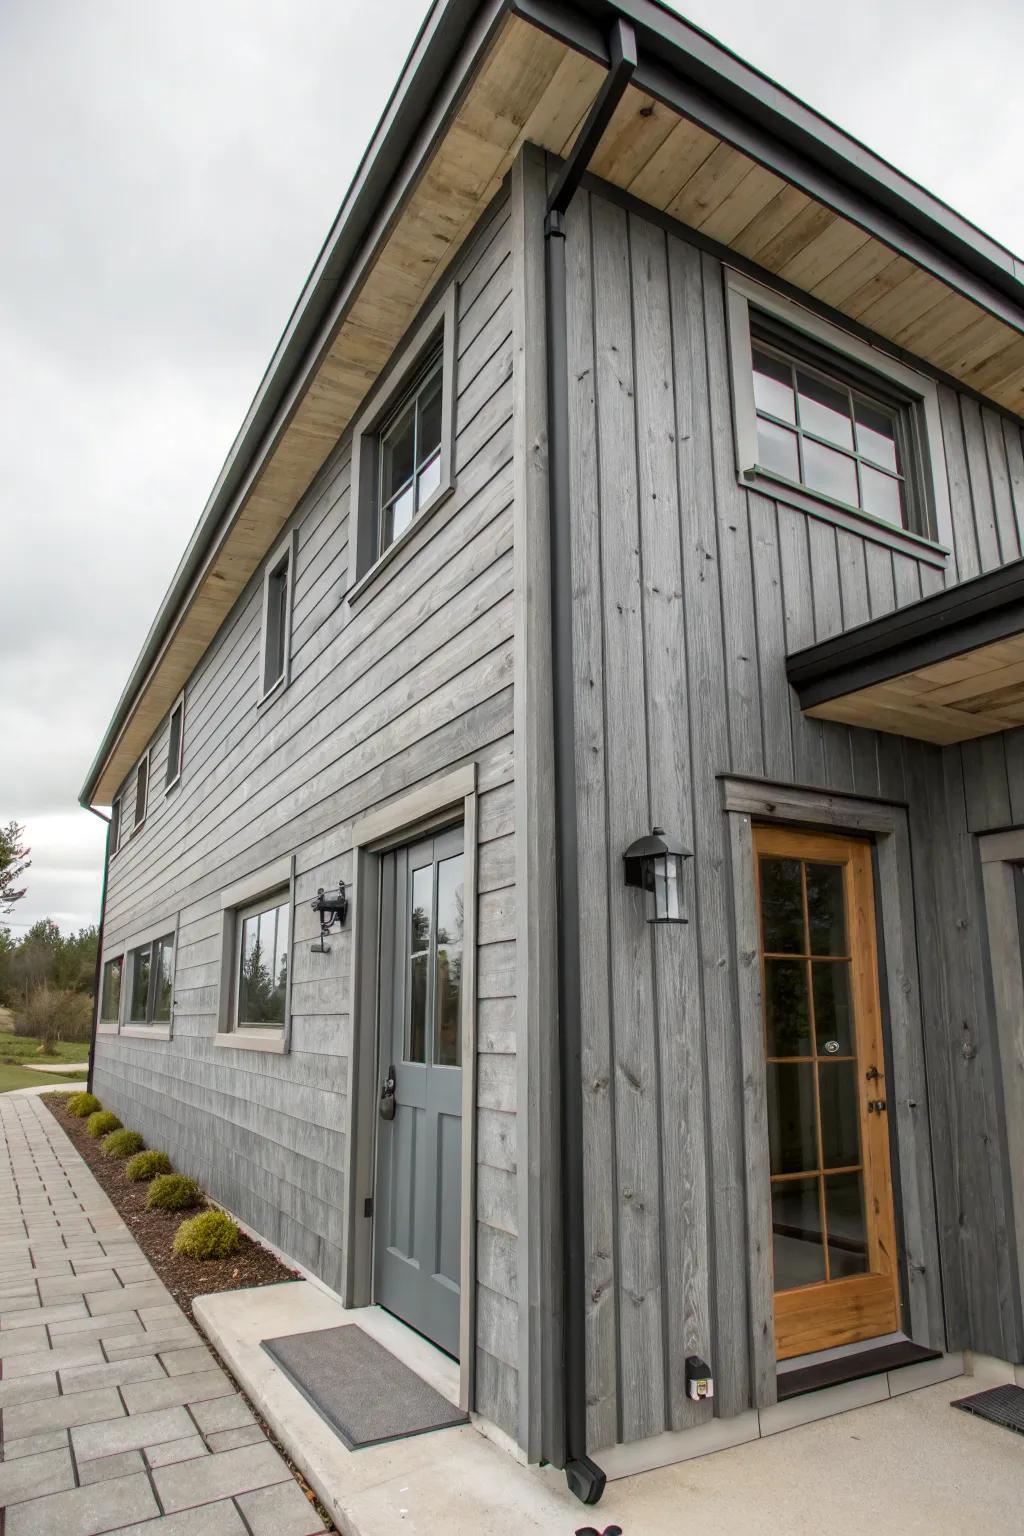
[379,1065,397,1121]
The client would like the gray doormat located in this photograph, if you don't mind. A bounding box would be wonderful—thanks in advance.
[261,1324,468,1450]
[952,1382,1024,1437]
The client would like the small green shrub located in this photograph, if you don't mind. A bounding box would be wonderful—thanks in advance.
[147,1174,201,1212]
[101,1129,144,1159]
[66,1091,101,1118]
[125,1149,172,1183]
[172,1210,240,1260]
[86,1110,122,1139]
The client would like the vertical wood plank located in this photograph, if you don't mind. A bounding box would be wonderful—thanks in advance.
[669,236,750,1418]
[960,738,1012,833]
[592,192,665,1443]
[778,505,825,785]
[631,214,713,1432]
[749,493,796,784]
[960,397,1002,570]
[1001,418,1024,557]
[808,518,853,791]
[566,188,619,1454]
[938,386,981,581]
[982,408,1020,564]
[865,542,897,619]
[836,530,878,795]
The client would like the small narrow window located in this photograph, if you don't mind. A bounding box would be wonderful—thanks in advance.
[233,889,291,1031]
[377,350,443,557]
[165,694,184,790]
[133,753,149,833]
[99,957,123,1026]
[260,535,294,702]
[127,933,175,1026]
[109,797,122,857]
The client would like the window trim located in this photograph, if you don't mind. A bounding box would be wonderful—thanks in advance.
[119,916,178,1040]
[109,796,122,859]
[724,268,953,559]
[258,530,296,707]
[217,854,295,1052]
[165,691,185,793]
[96,951,126,1035]
[347,285,457,602]
[131,751,150,836]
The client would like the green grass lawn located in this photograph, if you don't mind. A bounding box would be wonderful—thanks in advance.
[0,1030,90,1066]
[0,1063,88,1095]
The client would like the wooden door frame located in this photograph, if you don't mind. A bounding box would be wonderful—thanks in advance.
[343,762,479,1412]
[721,775,945,1408]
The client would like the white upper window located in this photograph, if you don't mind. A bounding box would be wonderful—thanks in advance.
[259,532,295,703]
[165,692,185,790]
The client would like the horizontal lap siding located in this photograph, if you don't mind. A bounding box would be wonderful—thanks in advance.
[95,195,520,1434]
[568,184,1024,1450]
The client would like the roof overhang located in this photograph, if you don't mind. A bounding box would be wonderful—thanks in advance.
[82,0,1024,806]
[787,558,1024,745]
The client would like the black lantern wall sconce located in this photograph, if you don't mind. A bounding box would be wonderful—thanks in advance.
[623,827,692,924]
[310,883,348,953]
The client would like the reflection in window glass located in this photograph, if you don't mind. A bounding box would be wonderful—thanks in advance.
[378,351,444,558]
[100,957,123,1024]
[130,947,151,1023]
[236,896,289,1028]
[750,331,908,527]
[772,1177,825,1291]
[152,937,174,1023]
[434,854,464,1067]
[407,864,432,1063]
[127,934,175,1026]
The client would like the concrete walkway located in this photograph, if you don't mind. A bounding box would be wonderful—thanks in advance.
[0,1090,326,1535]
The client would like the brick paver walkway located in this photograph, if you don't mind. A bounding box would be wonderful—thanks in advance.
[0,1092,326,1535]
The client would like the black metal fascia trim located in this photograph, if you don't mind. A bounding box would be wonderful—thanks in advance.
[511,0,1024,331]
[544,14,636,1508]
[787,555,1024,708]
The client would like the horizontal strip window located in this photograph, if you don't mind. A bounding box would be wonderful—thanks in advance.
[127,933,174,1027]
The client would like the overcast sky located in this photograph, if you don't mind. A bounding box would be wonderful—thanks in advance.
[2,0,1022,939]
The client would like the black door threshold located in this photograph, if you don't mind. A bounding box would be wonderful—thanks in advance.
[777,1340,942,1401]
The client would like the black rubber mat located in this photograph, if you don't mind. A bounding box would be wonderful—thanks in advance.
[777,1340,941,1401]
[952,1382,1024,1436]
[262,1324,468,1450]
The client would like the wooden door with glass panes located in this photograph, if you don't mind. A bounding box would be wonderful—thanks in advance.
[753,825,900,1360]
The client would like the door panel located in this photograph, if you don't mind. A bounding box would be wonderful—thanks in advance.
[753,825,900,1360]
[374,826,464,1357]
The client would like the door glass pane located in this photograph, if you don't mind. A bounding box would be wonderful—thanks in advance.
[825,1171,869,1278]
[767,1062,818,1175]
[152,936,174,1023]
[752,349,796,423]
[797,370,854,450]
[818,1061,861,1168]
[757,417,799,481]
[803,437,858,505]
[434,853,464,1067]
[812,962,853,1056]
[407,863,432,1063]
[806,863,847,955]
[772,1177,825,1290]
[764,958,811,1056]
[130,946,150,1023]
[759,857,804,952]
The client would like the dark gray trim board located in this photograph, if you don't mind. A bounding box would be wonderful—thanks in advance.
[787,556,1024,710]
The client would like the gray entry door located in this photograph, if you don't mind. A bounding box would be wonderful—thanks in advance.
[374,825,464,1357]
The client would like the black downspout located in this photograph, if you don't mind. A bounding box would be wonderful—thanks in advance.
[544,18,636,1508]
[86,808,112,1096]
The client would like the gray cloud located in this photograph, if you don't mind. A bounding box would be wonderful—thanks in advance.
[2,0,1021,935]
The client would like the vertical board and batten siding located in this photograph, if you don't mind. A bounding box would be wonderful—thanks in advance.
[566,180,1024,1449]
[94,194,521,1437]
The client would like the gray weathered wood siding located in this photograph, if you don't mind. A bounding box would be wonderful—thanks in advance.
[565,179,1024,1449]
[94,194,521,1437]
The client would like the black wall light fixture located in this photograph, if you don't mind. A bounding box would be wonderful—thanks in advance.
[310,883,348,953]
[623,827,692,924]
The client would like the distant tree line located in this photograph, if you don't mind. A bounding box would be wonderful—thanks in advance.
[0,823,96,1047]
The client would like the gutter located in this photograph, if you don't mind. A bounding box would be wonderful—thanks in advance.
[544,16,637,1507]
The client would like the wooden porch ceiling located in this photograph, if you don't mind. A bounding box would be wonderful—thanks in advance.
[787,558,1024,745]
[88,10,1024,804]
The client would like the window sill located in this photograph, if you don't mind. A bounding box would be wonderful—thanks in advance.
[165,775,182,796]
[345,481,455,607]
[743,469,950,569]
[215,1032,288,1054]
[120,1025,171,1041]
[96,1023,120,1035]
[256,675,288,713]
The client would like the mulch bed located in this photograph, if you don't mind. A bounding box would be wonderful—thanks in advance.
[41,1092,299,1320]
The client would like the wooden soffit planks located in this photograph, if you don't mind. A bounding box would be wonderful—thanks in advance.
[91,13,1024,803]
[807,633,1024,744]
